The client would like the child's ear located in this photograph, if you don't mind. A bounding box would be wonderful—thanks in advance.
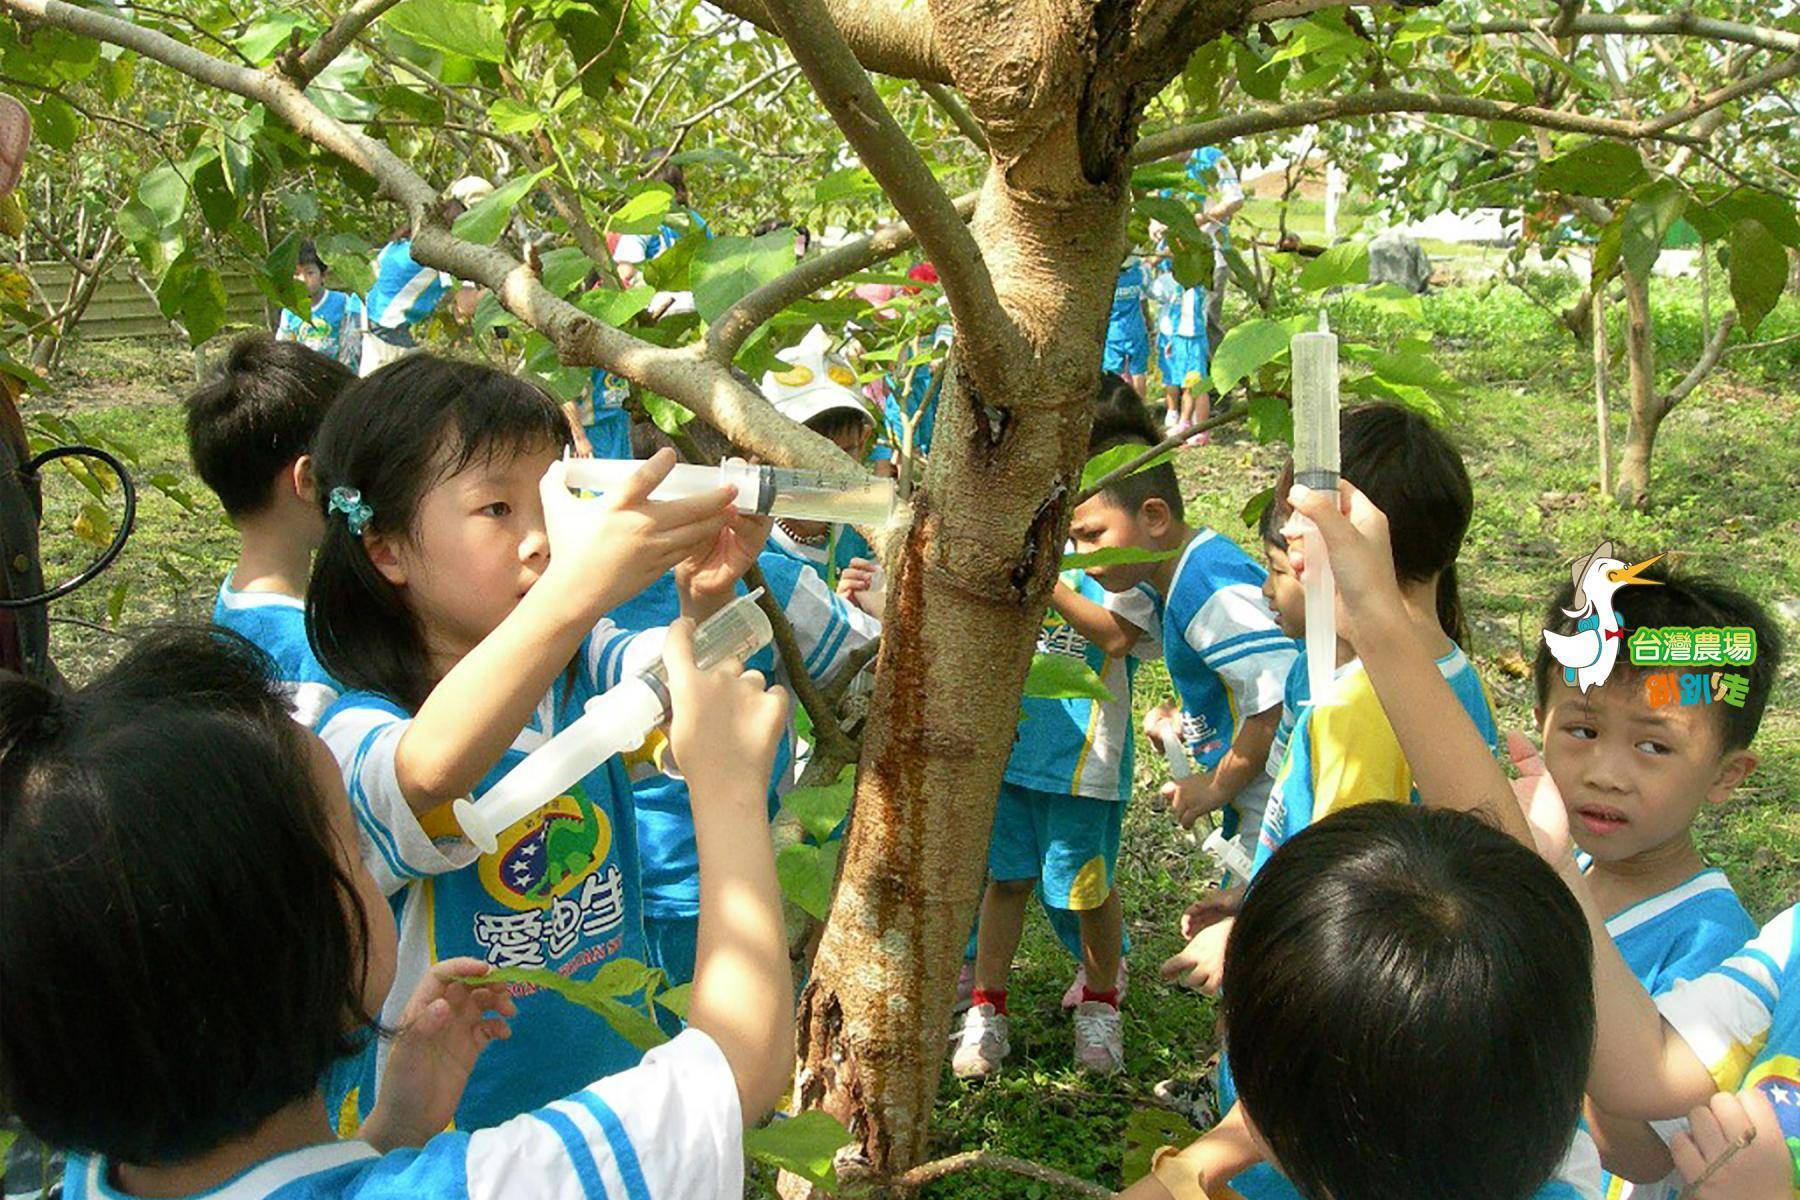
[1704,749,1757,806]
[1532,703,1547,735]
[1140,497,1173,538]
[363,531,407,587]
[292,455,318,505]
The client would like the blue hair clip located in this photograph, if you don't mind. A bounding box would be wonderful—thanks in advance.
[329,486,373,536]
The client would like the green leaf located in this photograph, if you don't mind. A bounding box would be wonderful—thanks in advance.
[1233,37,1288,102]
[1210,318,1290,392]
[1239,484,1275,530]
[654,982,691,1019]
[1370,340,1462,395]
[1349,282,1424,321]
[1620,178,1686,283]
[556,0,640,101]
[690,232,795,323]
[106,580,128,622]
[1079,442,1172,492]
[157,259,229,346]
[1023,652,1115,703]
[1296,241,1369,291]
[1181,38,1230,114]
[539,246,597,297]
[1590,206,1626,286]
[451,169,550,245]
[385,0,505,62]
[490,98,543,134]
[26,94,80,151]
[1122,1107,1202,1184]
[590,996,672,1051]
[191,156,238,233]
[1705,186,1800,249]
[1537,141,1649,199]
[1247,392,1292,444]
[776,840,840,920]
[475,960,669,1050]
[578,285,656,327]
[1136,195,1203,246]
[610,185,675,234]
[641,392,694,435]
[743,1112,855,1189]
[1060,545,1179,569]
[1727,218,1785,334]
[815,167,880,204]
[238,12,314,63]
[256,233,310,315]
[137,164,188,229]
[779,764,856,844]
[317,232,376,295]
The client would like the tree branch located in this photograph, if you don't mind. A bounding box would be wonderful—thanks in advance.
[290,0,407,84]
[921,81,985,152]
[1640,53,1800,137]
[1659,308,1737,415]
[890,1151,1114,1198]
[753,0,1019,394]
[1075,404,1247,505]
[1724,329,1800,357]
[704,0,950,84]
[641,63,801,180]
[1462,13,1800,56]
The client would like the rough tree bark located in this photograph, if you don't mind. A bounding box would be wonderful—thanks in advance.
[1615,268,1656,508]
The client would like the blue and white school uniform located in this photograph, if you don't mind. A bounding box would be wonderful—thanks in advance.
[583,213,713,459]
[611,553,879,989]
[212,581,340,727]
[63,1028,745,1200]
[764,521,874,592]
[1599,871,1759,1200]
[989,571,1160,933]
[1159,530,1298,844]
[277,289,364,369]
[1103,257,1150,376]
[1150,266,1209,392]
[316,621,662,1131]
[360,240,454,375]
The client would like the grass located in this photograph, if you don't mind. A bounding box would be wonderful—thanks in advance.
[23,276,1800,1196]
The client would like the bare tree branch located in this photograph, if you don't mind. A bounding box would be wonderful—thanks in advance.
[291,0,406,84]
[641,63,802,180]
[753,0,1020,393]
[921,81,985,152]
[1462,13,1800,56]
[1659,308,1737,414]
[890,1151,1114,1198]
[704,0,950,83]
[1641,53,1800,137]
[1724,329,1800,357]
[1075,404,1247,504]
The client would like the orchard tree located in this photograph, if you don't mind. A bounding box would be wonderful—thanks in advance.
[4,0,1797,1190]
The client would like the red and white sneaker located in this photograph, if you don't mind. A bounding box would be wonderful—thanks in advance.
[1061,960,1129,1010]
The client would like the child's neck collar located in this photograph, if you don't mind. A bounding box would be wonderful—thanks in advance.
[1586,833,1707,909]
[113,1094,335,1198]
[1148,524,1197,596]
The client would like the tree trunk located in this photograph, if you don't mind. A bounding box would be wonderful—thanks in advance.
[1615,269,1657,509]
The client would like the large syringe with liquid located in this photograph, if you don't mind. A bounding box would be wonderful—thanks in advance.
[563,458,896,526]
[453,591,775,853]
[1290,312,1340,709]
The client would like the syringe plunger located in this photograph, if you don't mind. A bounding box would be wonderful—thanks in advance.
[1290,310,1340,708]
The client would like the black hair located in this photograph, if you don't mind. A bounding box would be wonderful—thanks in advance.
[306,353,572,712]
[648,157,689,205]
[805,407,872,447]
[1257,488,1286,551]
[297,238,326,274]
[1225,803,1594,1200]
[1086,372,1184,523]
[184,333,355,519]
[1532,559,1783,752]
[1275,403,1474,645]
[0,628,374,1165]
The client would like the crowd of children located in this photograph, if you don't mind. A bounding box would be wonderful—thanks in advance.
[5,161,1796,1200]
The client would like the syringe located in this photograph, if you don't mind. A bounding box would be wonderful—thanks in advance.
[452,590,775,853]
[1200,827,1254,884]
[1289,311,1341,709]
[563,457,895,527]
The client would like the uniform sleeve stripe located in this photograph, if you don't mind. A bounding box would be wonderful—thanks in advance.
[1201,627,1289,659]
[529,1109,613,1200]
[802,609,842,676]
[1713,964,1778,1013]
[1207,641,1296,670]
[569,1092,653,1200]
[808,619,850,679]
[348,737,424,882]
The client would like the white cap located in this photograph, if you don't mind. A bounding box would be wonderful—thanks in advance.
[761,326,872,429]
[447,175,495,205]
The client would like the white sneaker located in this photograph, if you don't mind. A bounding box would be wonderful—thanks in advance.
[1072,1000,1125,1074]
[1060,960,1130,1010]
[951,1003,1010,1079]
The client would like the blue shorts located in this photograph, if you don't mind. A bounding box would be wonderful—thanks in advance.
[987,781,1122,910]
[1104,330,1149,376]
[1158,334,1210,393]
[584,406,632,461]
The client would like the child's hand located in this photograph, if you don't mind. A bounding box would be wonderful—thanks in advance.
[837,557,886,616]
[1162,773,1224,828]
[1284,481,1405,639]
[1143,701,1181,754]
[1669,1087,1793,1200]
[1160,918,1232,995]
[675,514,773,620]
[1181,884,1246,939]
[1507,730,1576,871]
[663,617,789,801]
[362,958,516,1151]
[541,449,735,615]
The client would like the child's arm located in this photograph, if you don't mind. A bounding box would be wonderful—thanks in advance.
[1585,1101,1677,1185]
[1288,482,1718,1119]
[394,451,734,814]
[1166,705,1278,828]
[1049,580,1146,658]
[663,618,796,1121]
[560,401,595,458]
[1669,1088,1793,1200]
[675,514,772,624]
[1118,1102,1262,1199]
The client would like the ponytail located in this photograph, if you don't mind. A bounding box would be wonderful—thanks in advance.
[1436,563,1470,650]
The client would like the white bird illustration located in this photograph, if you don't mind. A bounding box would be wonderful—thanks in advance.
[1541,541,1664,693]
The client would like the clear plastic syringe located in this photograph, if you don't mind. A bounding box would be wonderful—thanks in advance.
[452,590,775,853]
[563,457,895,527]
[1290,311,1340,708]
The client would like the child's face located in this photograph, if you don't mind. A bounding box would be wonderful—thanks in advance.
[1261,540,1305,638]
[822,418,871,462]
[308,733,398,1012]
[376,441,559,664]
[1538,676,1755,865]
[295,263,325,302]
[1067,493,1167,592]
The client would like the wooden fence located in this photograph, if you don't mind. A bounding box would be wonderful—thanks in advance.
[25,262,269,341]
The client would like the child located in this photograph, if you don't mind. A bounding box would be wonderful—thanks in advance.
[952,383,1162,1077]
[1121,802,1605,1200]
[277,240,364,370]
[361,197,467,376]
[1148,254,1210,441]
[1067,395,1295,855]
[0,622,793,1200]
[1104,253,1152,396]
[1533,565,1778,1198]
[185,333,350,726]
[760,332,878,589]
[305,353,760,1130]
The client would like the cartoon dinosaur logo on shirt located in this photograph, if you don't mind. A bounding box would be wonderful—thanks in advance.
[477,789,613,911]
[527,787,604,899]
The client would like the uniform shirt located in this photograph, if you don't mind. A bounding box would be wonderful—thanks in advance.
[1185,145,1243,251]
[277,289,364,367]
[1160,530,1298,839]
[1150,265,1207,341]
[612,553,879,922]
[365,240,453,332]
[1655,904,1800,1198]
[763,522,874,592]
[585,212,713,428]
[1107,257,1149,344]
[316,621,662,1131]
[1252,644,1498,875]
[212,580,340,727]
[62,1029,744,1200]
[1004,569,1160,803]
[1599,871,1758,1200]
